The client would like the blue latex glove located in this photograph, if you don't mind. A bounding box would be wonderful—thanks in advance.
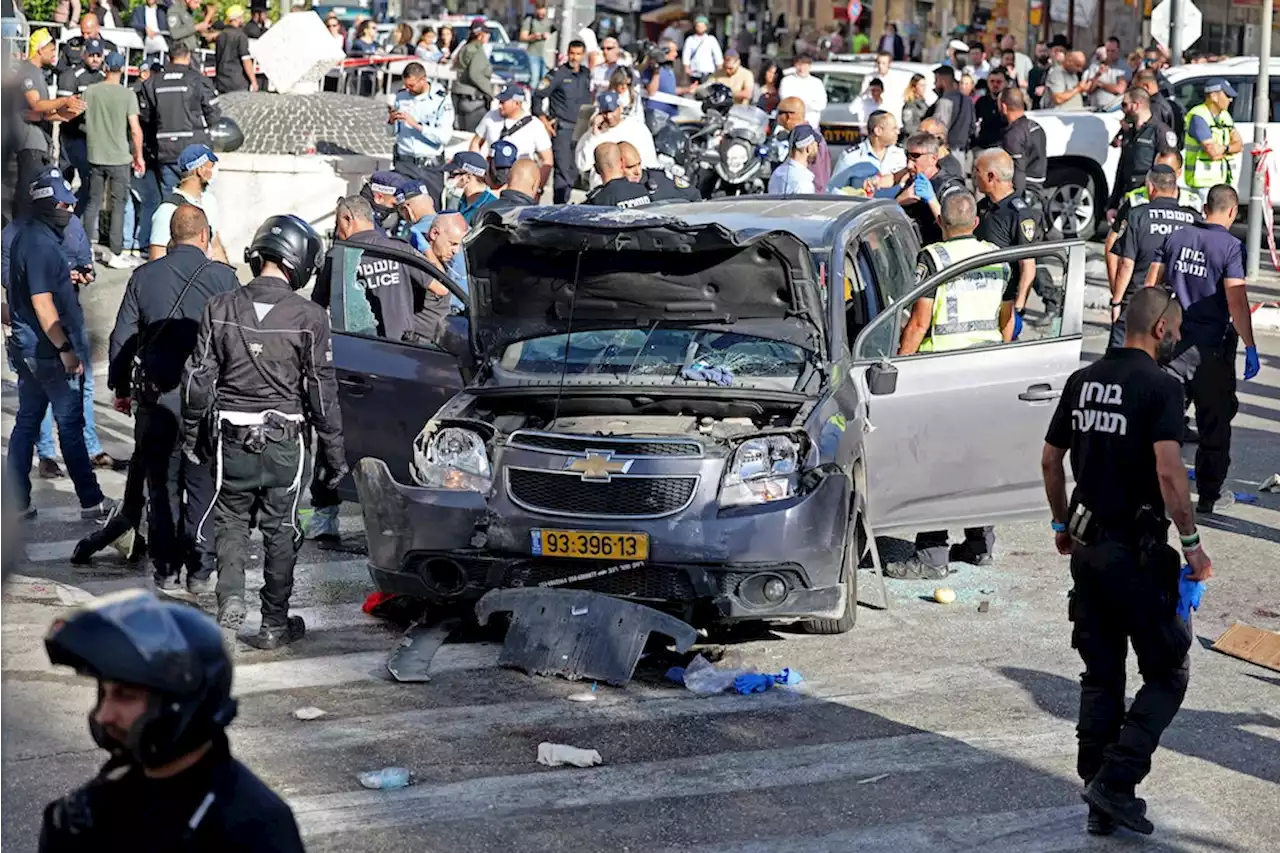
[1177,564,1205,623]
[1243,345,1260,381]
[1012,311,1024,341]
[734,673,773,694]
[913,173,936,204]
[771,668,804,686]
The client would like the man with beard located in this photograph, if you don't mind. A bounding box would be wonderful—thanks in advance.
[40,590,304,849]
[16,29,86,221]
[149,144,228,262]
[56,12,119,73]
[362,170,409,235]
[973,67,1008,149]
[55,37,106,214]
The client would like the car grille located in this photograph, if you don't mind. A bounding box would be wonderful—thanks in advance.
[507,432,703,458]
[506,469,698,518]
[505,562,698,601]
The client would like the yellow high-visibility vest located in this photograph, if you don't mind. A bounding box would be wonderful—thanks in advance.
[918,236,1008,353]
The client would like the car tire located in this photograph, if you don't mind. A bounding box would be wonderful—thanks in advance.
[1045,165,1099,240]
[803,513,861,635]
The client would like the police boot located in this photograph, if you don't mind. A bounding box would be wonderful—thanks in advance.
[217,596,247,633]
[249,615,306,650]
[1083,780,1153,835]
[70,511,142,565]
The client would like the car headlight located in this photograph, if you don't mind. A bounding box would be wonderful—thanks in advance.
[720,435,801,508]
[723,141,750,174]
[412,427,491,491]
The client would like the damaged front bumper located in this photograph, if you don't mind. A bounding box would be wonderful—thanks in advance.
[354,457,852,624]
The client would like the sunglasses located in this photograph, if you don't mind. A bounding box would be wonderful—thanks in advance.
[906,151,933,160]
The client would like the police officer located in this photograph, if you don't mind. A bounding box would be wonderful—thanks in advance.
[630,141,701,201]
[390,61,454,181]
[56,38,107,213]
[1103,149,1200,290]
[1146,185,1260,514]
[973,148,1055,336]
[536,39,592,204]
[891,191,1009,579]
[182,215,346,648]
[1108,164,1200,349]
[1106,88,1178,220]
[1183,80,1243,205]
[168,0,213,58]
[487,138,518,190]
[55,12,118,74]
[894,131,967,247]
[362,170,408,235]
[137,43,220,196]
[584,141,653,207]
[1041,286,1210,838]
[484,158,543,212]
[107,204,238,593]
[452,19,497,132]
[41,589,305,849]
[1132,69,1182,141]
[998,87,1048,204]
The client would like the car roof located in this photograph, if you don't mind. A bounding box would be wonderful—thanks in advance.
[1164,57,1280,81]
[793,60,937,77]
[646,196,890,248]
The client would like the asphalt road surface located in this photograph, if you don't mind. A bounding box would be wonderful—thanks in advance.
[3,318,1278,852]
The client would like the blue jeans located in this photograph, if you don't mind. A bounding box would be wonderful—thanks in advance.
[34,360,102,459]
[62,135,91,217]
[8,357,105,510]
[158,163,183,197]
[135,169,163,251]
[122,189,138,252]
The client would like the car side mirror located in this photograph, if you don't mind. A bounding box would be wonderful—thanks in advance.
[866,360,898,396]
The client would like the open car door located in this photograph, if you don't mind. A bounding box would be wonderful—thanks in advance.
[325,239,469,500]
[851,241,1087,536]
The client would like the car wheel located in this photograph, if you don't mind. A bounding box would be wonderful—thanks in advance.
[803,513,861,635]
[1045,166,1098,240]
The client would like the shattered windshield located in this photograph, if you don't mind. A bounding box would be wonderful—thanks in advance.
[497,326,817,392]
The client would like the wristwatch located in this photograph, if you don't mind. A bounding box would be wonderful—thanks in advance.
[56,340,73,354]
[1051,520,1067,533]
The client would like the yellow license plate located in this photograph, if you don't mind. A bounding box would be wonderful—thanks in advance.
[532,529,649,560]
[822,126,860,144]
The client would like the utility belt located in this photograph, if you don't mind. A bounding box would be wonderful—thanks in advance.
[395,151,443,166]
[1067,500,1169,551]
[220,413,303,454]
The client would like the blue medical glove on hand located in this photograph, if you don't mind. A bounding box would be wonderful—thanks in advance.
[913,173,936,204]
[1177,564,1205,623]
[1013,311,1024,341]
[1243,345,1260,380]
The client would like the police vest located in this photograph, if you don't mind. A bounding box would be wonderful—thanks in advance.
[1183,104,1235,188]
[919,237,1007,353]
[1123,185,1203,213]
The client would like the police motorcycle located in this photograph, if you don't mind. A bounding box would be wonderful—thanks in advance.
[645,108,700,186]
[706,103,774,197]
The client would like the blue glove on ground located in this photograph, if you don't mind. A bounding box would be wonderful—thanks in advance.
[913,173,936,204]
[1243,345,1260,381]
[734,673,773,694]
[1177,564,1205,623]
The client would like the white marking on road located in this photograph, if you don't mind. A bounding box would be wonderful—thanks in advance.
[232,643,502,695]
[288,724,1081,836]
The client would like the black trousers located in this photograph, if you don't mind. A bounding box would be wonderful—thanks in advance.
[552,126,578,204]
[214,432,306,629]
[1070,538,1190,791]
[136,394,215,581]
[1167,337,1238,503]
[392,153,442,184]
[915,527,994,568]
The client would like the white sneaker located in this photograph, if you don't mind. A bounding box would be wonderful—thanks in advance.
[105,253,135,270]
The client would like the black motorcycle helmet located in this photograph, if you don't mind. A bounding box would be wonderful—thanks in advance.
[45,590,238,769]
[209,116,245,153]
[703,82,733,114]
[245,214,324,290]
[653,122,691,163]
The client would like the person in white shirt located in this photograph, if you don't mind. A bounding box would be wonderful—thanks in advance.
[777,53,827,128]
[963,44,990,80]
[768,124,819,194]
[1000,34,1033,87]
[575,91,657,188]
[681,15,722,83]
[470,85,553,187]
[1087,36,1131,111]
[830,110,906,189]
[849,77,886,133]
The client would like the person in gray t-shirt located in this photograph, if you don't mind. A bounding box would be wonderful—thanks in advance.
[1087,38,1131,110]
[1043,50,1090,110]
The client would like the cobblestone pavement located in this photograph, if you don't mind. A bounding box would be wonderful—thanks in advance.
[219,92,396,157]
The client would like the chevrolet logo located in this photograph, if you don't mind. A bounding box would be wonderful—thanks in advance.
[564,451,633,482]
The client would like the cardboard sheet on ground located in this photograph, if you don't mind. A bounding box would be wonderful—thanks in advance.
[1211,623,1280,672]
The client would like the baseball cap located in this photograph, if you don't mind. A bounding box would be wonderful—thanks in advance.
[28,28,54,59]
[790,125,819,150]
[178,143,218,173]
[1205,78,1238,98]
[1148,163,1176,177]
[496,85,521,103]
[470,17,486,33]
[490,139,518,169]
[597,91,620,112]
[30,167,77,205]
[948,39,970,53]
[225,4,245,20]
[394,181,428,204]
[724,48,740,59]
[695,15,709,25]
[367,170,405,196]
[83,38,105,56]
[105,52,126,72]
[446,151,488,178]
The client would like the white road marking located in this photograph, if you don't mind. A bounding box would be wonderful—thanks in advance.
[232,643,503,695]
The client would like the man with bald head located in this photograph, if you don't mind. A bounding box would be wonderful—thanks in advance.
[1045,49,1090,109]
[57,12,119,73]
[489,159,541,209]
[776,95,829,191]
[416,212,466,336]
[585,141,654,207]
[973,147,1049,338]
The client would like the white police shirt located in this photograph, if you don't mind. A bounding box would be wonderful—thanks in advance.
[394,84,455,160]
[768,158,816,195]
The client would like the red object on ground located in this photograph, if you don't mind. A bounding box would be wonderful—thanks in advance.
[363,591,400,616]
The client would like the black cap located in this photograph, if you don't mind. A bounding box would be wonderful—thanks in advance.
[1148,163,1176,176]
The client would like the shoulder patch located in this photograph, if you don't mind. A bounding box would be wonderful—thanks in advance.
[1020,218,1037,241]
[168,13,179,25]
[674,175,690,189]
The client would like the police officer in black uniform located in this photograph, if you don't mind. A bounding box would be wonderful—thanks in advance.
[584,140,651,207]
[1134,69,1183,141]
[535,39,592,204]
[56,38,106,211]
[973,148,1060,331]
[40,589,305,850]
[182,215,346,649]
[1106,87,1179,220]
[1108,164,1200,348]
[137,43,220,196]
[998,87,1048,206]
[55,14,118,74]
[108,204,238,593]
[1042,286,1211,838]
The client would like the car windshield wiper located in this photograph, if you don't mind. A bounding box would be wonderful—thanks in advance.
[624,320,662,382]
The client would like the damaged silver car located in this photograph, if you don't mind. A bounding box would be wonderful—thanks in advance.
[326,199,1087,633]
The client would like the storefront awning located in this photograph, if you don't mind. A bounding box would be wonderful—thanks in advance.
[641,3,688,24]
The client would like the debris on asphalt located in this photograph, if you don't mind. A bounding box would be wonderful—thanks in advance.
[933,587,957,605]
[5,576,96,606]
[386,619,458,683]
[1259,474,1280,493]
[1211,623,1280,672]
[358,767,414,789]
[567,692,598,703]
[683,654,754,695]
[734,673,773,694]
[978,600,990,614]
[293,706,327,721]
[857,773,890,784]
[475,588,697,687]
[537,742,603,768]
